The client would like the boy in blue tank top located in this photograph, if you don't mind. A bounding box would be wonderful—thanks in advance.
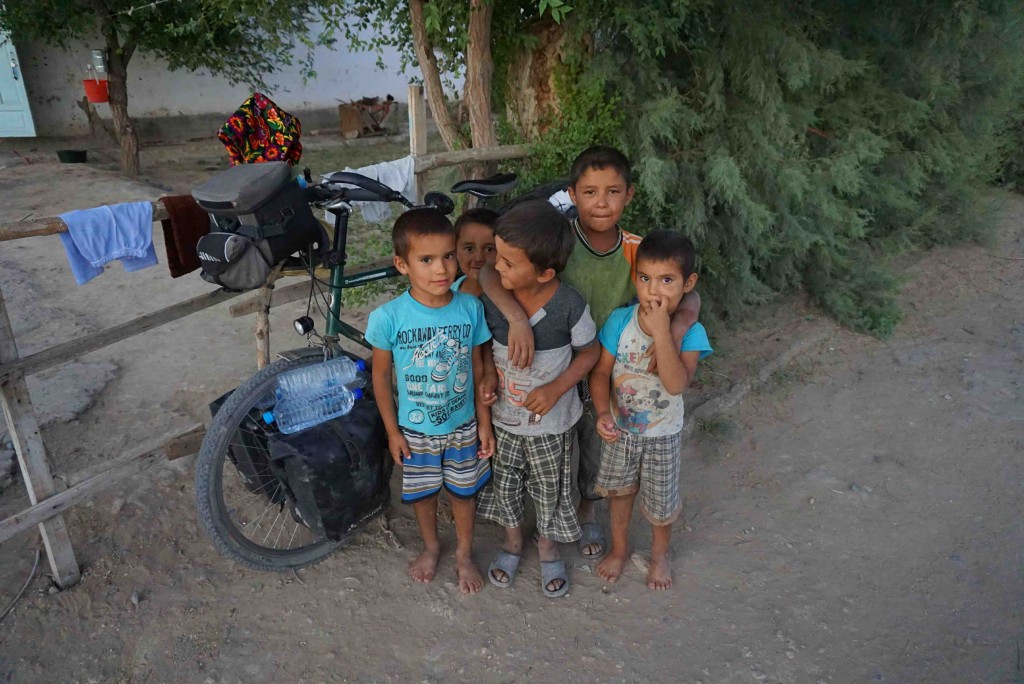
[366,209,494,594]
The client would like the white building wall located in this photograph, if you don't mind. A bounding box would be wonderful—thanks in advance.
[17,27,417,137]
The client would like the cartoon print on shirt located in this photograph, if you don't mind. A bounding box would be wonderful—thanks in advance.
[612,373,670,434]
[395,324,474,427]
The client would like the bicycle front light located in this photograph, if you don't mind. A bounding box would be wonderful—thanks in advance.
[294,316,315,335]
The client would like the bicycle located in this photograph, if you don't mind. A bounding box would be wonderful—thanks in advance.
[193,168,519,572]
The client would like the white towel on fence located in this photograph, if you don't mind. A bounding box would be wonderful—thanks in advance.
[324,155,416,225]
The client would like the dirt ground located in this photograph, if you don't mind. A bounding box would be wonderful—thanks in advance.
[0,137,1021,683]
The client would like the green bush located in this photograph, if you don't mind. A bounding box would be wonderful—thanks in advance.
[521,0,1024,337]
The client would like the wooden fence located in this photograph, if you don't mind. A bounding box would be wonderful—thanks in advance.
[0,84,530,588]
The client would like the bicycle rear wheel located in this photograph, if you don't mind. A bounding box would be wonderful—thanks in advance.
[195,351,350,571]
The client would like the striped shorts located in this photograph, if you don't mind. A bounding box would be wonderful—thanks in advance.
[594,430,683,526]
[400,419,490,503]
[476,426,581,543]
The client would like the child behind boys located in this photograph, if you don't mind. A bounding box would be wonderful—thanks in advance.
[452,208,498,297]
[589,230,712,590]
[365,208,495,595]
[476,200,599,598]
[480,146,701,561]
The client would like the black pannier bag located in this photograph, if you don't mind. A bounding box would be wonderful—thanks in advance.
[209,390,287,505]
[192,161,328,291]
[267,398,392,542]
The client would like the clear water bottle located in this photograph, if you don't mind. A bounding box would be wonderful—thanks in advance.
[264,385,364,434]
[276,356,367,401]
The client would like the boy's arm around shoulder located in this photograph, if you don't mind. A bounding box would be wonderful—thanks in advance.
[479,262,534,369]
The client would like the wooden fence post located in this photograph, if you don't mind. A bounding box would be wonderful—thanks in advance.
[0,287,80,588]
[408,84,429,203]
[254,264,284,370]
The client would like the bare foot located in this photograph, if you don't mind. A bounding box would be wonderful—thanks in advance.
[455,555,484,594]
[647,554,673,590]
[408,546,440,584]
[597,551,627,583]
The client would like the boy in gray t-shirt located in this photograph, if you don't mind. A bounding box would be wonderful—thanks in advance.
[477,201,599,599]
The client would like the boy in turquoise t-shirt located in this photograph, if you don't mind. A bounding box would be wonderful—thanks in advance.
[366,208,494,595]
[480,146,701,560]
[589,230,712,590]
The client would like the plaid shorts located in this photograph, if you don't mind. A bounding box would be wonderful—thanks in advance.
[399,419,490,503]
[476,426,581,543]
[594,430,683,525]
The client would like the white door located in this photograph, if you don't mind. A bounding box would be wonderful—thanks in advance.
[0,31,36,137]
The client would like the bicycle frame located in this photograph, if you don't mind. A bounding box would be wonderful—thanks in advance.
[323,201,397,348]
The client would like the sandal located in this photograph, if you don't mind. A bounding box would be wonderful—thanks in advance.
[578,522,607,560]
[488,550,521,588]
[541,559,570,598]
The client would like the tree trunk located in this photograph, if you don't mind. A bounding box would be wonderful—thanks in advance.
[92,3,140,176]
[464,0,498,190]
[408,0,469,152]
[505,18,569,141]
[106,54,139,176]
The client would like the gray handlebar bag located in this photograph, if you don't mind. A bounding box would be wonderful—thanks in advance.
[192,162,328,291]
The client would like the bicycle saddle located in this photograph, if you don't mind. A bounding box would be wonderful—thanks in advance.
[450,173,518,198]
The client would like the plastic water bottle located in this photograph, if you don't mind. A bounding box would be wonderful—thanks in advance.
[264,385,364,434]
[275,357,367,401]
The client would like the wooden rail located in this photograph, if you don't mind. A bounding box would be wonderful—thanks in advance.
[0,425,204,544]
[406,84,531,201]
[0,202,169,242]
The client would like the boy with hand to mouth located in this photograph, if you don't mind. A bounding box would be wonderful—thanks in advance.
[589,230,712,590]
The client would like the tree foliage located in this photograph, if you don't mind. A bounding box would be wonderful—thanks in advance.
[530,0,1024,336]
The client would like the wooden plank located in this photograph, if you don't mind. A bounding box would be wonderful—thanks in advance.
[164,425,206,461]
[0,424,203,545]
[413,143,530,173]
[0,288,242,383]
[0,202,169,242]
[0,287,80,587]
[409,84,429,202]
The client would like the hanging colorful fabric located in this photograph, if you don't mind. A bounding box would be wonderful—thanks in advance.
[218,92,303,166]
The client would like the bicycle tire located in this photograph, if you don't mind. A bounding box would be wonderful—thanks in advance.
[195,352,349,572]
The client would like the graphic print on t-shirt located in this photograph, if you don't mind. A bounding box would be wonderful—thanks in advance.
[396,323,473,427]
[365,291,490,436]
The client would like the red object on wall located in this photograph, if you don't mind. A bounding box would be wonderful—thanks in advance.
[82,79,109,104]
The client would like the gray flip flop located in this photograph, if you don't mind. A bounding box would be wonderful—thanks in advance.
[488,550,521,588]
[541,559,570,598]
[578,522,607,560]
